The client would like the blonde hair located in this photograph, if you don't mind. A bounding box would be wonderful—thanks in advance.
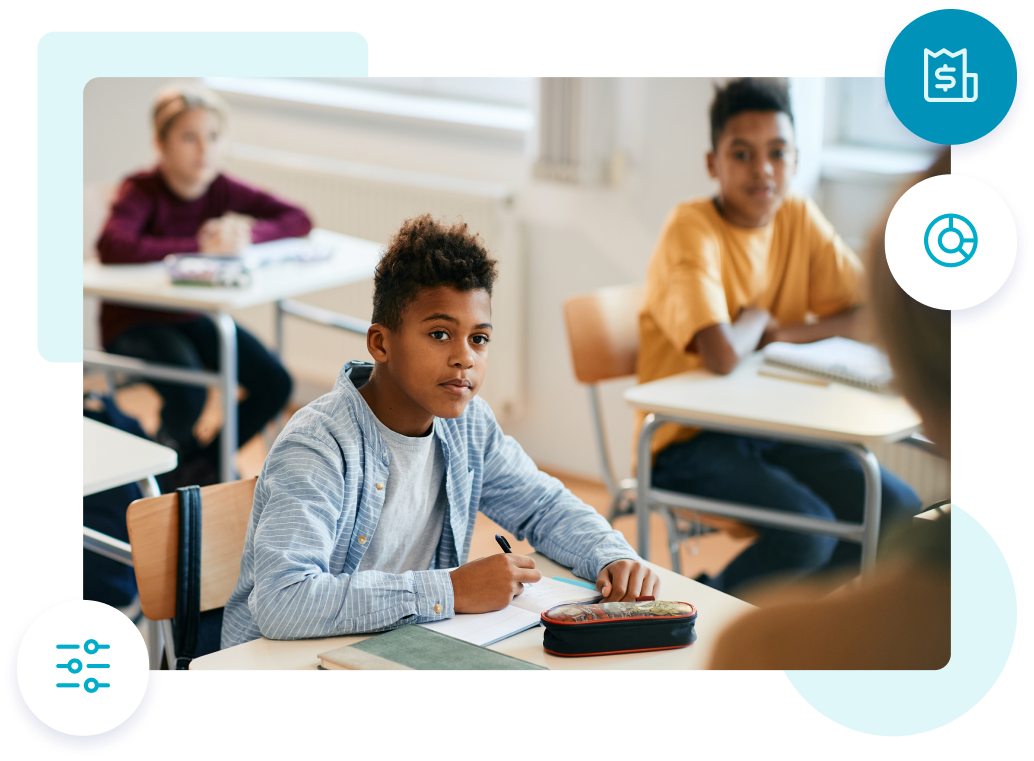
[152,83,228,142]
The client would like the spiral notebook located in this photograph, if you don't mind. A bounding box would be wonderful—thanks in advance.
[760,337,893,391]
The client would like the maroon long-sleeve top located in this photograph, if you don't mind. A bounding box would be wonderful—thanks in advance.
[96,169,313,345]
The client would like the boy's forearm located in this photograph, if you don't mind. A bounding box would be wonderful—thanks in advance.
[766,306,868,346]
[694,307,771,374]
[251,566,454,640]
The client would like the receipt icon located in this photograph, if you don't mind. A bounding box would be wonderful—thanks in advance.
[924,48,978,102]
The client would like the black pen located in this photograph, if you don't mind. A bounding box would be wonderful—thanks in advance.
[494,534,512,553]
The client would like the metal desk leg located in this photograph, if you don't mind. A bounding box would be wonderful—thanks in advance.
[274,299,285,358]
[138,475,161,499]
[147,620,164,670]
[843,443,882,575]
[214,312,239,483]
[271,300,287,435]
[635,414,664,560]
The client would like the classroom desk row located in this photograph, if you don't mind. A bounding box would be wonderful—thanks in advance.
[83,233,921,669]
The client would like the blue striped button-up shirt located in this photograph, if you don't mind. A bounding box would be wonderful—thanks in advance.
[221,361,639,648]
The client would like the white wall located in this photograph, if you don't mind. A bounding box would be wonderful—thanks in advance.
[84,77,914,486]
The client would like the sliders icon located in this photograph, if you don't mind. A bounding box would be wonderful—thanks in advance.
[55,639,111,692]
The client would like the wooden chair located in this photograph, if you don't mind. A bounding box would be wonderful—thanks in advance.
[563,285,752,574]
[126,478,256,668]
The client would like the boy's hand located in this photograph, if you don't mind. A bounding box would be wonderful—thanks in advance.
[596,560,660,602]
[198,215,253,255]
[450,554,542,613]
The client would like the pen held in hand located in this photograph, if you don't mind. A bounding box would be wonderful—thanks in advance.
[495,534,532,586]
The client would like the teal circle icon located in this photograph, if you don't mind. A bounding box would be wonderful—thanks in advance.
[83,639,109,655]
[83,678,110,694]
[925,213,977,267]
[57,658,83,674]
[885,10,1016,144]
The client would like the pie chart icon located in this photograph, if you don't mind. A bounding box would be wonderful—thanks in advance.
[925,213,977,267]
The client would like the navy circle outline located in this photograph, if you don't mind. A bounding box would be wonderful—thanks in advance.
[925,213,978,267]
[947,172,1029,330]
[872,4,1025,163]
[2,599,161,756]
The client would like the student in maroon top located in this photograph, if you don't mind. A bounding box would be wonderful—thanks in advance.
[97,84,312,485]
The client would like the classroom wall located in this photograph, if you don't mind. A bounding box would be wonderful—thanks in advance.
[83,77,944,499]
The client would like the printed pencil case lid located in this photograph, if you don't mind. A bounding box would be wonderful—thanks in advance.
[540,600,697,657]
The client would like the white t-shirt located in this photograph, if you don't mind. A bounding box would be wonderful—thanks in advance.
[356,413,447,574]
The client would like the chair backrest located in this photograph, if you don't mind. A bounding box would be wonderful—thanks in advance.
[563,284,645,384]
[126,479,257,621]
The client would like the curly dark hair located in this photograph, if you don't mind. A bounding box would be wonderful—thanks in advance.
[371,214,499,331]
[709,78,794,151]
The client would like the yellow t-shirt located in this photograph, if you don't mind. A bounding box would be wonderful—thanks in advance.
[635,195,863,463]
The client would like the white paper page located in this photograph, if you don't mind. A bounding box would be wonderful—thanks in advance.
[239,237,333,268]
[761,337,892,386]
[419,606,541,647]
[508,576,602,614]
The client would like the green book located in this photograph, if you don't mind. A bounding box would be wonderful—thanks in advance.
[317,625,546,670]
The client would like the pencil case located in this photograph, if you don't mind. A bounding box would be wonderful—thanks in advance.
[540,599,697,657]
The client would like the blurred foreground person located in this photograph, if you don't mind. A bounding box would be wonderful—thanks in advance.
[708,150,951,670]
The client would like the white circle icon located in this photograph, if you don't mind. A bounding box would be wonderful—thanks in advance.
[885,174,1016,310]
[17,600,149,735]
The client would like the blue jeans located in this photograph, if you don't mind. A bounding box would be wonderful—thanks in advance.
[105,318,292,464]
[652,432,921,595]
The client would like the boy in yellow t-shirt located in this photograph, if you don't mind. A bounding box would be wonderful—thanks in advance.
[638,78,920,596]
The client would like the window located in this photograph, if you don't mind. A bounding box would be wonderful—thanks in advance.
[202,77,534,134]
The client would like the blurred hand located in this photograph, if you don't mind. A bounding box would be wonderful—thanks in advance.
[198,214,253,255]
[450,554,542,613]
[596,559,660,602]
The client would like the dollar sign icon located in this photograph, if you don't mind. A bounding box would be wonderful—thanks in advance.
[935,64,956,92]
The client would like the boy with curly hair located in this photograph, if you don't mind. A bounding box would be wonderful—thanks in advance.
[222,215,657,647]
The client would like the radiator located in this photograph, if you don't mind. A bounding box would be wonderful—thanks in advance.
[222,143,526,422]
[870,440,951,506]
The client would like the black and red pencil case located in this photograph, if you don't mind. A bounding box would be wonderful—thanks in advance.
[540,598,697,657]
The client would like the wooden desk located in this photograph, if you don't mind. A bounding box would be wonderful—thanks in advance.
[190,553,754,670]
[83,229,382,482]
[624,353,921,573]
[83,417,178,669]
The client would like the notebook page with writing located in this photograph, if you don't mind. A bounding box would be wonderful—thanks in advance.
[418,577,602,647]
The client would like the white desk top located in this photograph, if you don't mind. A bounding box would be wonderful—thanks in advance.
[190,553,754,670]
[83,229,381,312]
[624,353,921,445]
[83,418,178,496]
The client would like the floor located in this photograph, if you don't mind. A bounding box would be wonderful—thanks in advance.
[86,376,754,584]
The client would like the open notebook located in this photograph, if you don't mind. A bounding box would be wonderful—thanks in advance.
[760,337,893,391]
[164,236,334,287]
[419,577,602,647]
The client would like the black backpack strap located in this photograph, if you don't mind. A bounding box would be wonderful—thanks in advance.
[174,485,202,670]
